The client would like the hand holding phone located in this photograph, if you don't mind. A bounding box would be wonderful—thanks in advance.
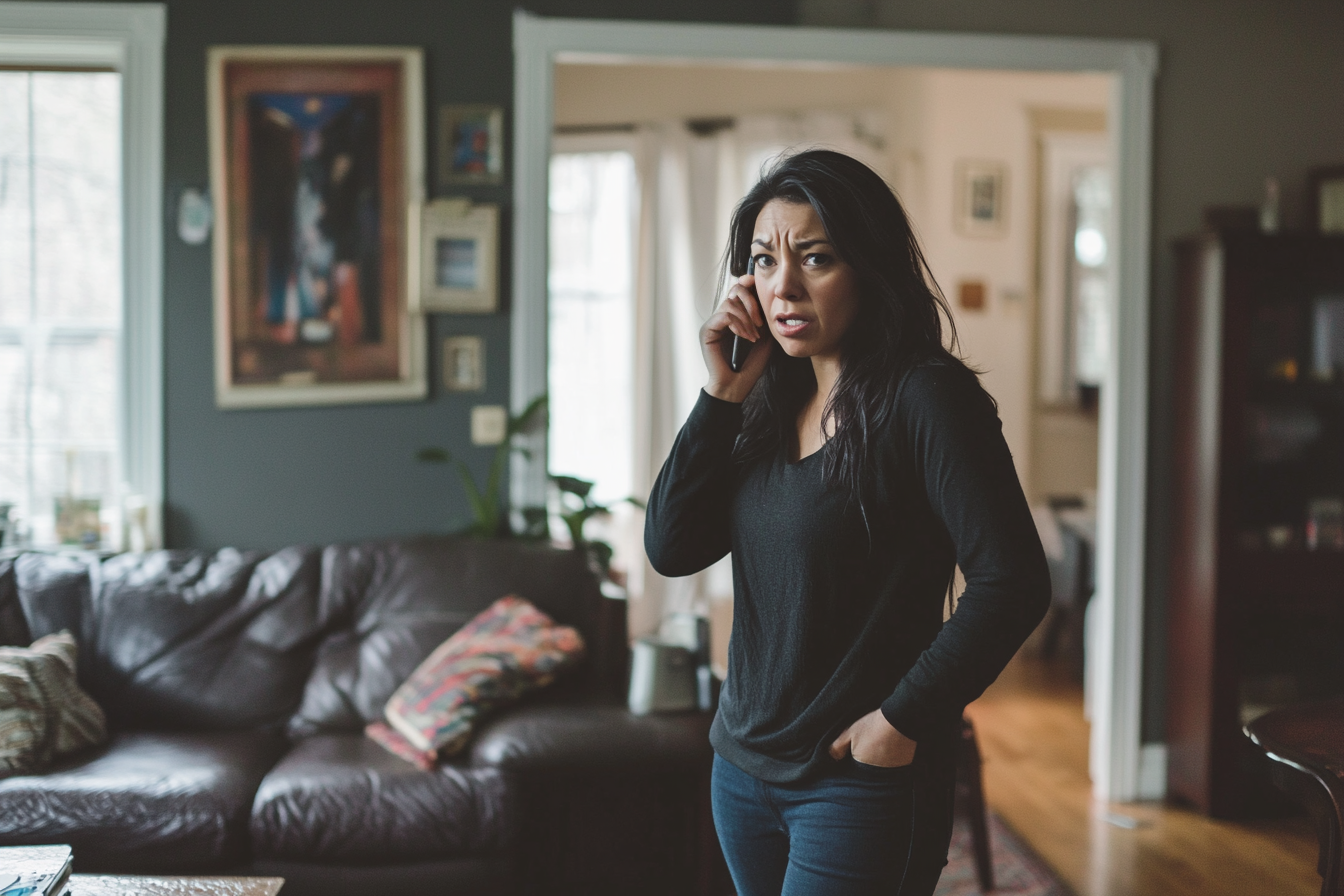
[702,255,767,403]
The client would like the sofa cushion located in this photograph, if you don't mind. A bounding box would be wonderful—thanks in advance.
[0,729,287,871]
[0,632,107,777]
[369,595,586,767]
[470,704,714,774]
[250,733,511,863]
[288,537,611,737]
[9,548,328,731]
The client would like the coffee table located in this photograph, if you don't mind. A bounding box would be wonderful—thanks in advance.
[68,877,283,896]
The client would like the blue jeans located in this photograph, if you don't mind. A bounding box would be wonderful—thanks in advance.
[710,751,955,896]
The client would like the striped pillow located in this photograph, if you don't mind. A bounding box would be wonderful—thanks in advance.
[0,631,107,778]
[365,595,584,768]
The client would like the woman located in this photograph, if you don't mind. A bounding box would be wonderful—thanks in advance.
[644,150,1051,896]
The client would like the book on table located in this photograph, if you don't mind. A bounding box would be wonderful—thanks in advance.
[0,845,73,896]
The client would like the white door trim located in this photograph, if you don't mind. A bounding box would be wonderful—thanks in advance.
[0,1,166,547]
[512,10,1158,802]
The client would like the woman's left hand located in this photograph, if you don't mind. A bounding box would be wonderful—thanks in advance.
[829,709,918,768]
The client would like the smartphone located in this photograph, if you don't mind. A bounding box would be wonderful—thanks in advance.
[730,257,755,372]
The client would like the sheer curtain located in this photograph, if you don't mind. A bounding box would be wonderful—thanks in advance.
[618,111,887,641]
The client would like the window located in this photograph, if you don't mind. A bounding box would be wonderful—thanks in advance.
[0,3,166,550]
[1069,165,1112,398]
[547,146,638,506]
[0,70,122,548]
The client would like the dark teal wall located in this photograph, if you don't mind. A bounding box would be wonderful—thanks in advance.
[151,0,795,549]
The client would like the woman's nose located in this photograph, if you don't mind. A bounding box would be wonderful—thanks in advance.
[772,256,803,299]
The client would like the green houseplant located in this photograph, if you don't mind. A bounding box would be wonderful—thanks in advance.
[417,395,547,538]
[549,474,645,581]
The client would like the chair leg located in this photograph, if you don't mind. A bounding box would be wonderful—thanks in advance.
[960,716,995,892]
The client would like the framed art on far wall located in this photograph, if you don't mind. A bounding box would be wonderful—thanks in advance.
[954,159,1008,238]
[208,45,426,408]
[412,199,500,313]
[1309,166,1344,234]
[439,104,504,186]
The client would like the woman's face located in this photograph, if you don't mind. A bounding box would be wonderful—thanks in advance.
[750,199,861,364]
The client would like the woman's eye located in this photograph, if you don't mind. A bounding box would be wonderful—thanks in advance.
[751,254,773,269]
[804,253,832,266]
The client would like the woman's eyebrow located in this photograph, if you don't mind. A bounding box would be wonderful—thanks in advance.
[751,237,833,250]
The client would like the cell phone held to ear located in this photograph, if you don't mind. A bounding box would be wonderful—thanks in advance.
[729,257,754,372]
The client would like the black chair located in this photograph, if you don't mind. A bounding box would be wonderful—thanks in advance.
[956,715,995,892]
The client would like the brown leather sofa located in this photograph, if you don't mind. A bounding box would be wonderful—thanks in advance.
[0,537,721,896]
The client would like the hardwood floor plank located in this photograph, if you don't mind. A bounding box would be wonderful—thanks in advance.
[965,654,1321,896]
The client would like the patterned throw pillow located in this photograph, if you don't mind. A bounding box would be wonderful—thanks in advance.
[0,631,107,778]
[365,595,585,769]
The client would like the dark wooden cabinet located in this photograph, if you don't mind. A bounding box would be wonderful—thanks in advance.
[1167,231,1344,817]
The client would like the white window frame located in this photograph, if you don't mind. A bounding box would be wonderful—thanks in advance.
[0,2,165,547]
[514,11,1159,803]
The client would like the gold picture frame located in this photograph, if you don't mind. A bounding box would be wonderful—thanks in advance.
[411,198,500,314]
[208,45,427,408]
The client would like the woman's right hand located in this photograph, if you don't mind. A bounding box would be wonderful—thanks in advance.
[702,272,773,403]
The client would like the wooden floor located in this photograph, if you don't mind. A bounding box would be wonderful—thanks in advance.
[965,654,1323,896]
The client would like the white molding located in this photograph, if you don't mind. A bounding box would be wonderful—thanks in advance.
[0,2,166,547]
[511,11,556,513]
[513,11,1159,801]
[1087,52,1158,802]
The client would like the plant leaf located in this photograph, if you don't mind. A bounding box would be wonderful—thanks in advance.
[507,394,548,438]
[551,475,594,500]
[417,447,451,463]
[519,505,549,539]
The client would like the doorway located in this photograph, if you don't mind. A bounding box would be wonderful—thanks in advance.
[511,11,1157,803]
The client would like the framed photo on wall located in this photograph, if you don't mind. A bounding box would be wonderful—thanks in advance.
[412,199,499,313]
[1309,166,1344,234]
[442,335,485,391]
[954,159,1008,238]
[438,104,504,186]
[208,45,426,408]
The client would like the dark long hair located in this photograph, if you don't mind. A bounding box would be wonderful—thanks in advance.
[726,149,969,514]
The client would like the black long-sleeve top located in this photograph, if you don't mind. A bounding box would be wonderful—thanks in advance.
[644,362,1051,783]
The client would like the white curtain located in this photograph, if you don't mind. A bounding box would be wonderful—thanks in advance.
[612,111,887,639]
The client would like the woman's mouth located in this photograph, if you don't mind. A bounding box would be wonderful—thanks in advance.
[775,316,811,338]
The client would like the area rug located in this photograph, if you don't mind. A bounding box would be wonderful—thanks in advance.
[934,812,1074,896]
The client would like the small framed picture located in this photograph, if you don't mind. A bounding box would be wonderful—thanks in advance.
[439,104,504,186]
[1308,166,1344,234]
[442,335,485,391]
[412,199,499,313]
[954,160,1008,237]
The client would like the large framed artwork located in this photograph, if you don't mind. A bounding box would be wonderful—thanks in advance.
[208,46,426,408]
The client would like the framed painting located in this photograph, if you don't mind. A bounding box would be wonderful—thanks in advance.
[954,159,1008,238]
[438,104,504,186]
[208,46,426,408]
[411,198,499,313]
[1308,165,1344,234]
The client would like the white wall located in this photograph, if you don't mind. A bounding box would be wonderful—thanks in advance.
[554,62,895,128]
[894,68,1111,492]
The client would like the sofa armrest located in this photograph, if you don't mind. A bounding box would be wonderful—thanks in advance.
[469,704,713,775]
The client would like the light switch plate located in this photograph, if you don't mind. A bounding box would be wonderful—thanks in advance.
[471,405,507,445]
